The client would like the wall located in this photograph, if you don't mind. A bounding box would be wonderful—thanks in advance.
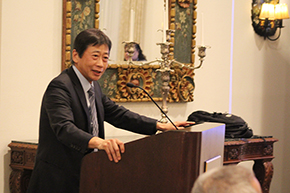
[0,1,62,192]
[0,0,290,192]
[231,1,290,192]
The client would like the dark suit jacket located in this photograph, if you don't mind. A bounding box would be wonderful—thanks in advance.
[27,67,157,193]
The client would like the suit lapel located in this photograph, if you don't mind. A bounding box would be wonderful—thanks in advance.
[93,81,105,139]
[67,67,92,133]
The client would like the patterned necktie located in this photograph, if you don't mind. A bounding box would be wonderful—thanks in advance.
[88,86,99,137]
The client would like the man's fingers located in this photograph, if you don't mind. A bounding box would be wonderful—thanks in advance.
[112,142,122,162]
[174,121,195,128]
[114,139,125,153]
[102,141,114,162]
[102,139,125,163]
[104,148,113,162]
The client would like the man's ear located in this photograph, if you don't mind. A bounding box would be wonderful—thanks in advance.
[72,49,79,64]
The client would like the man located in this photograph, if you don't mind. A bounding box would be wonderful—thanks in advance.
[191,165,262,193]
[27,28,190,193]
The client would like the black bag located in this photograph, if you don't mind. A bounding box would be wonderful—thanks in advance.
[187,110,253,138]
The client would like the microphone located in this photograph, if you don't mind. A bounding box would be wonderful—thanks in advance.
[126,82,178,130]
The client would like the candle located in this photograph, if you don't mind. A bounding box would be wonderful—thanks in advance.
[165,0,169,27]
[163,0,168,42]
[201,12,204,45]
[129,9,135,42]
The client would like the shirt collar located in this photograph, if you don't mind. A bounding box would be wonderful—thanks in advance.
[72,65,92,93]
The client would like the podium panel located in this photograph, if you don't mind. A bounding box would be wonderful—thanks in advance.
[80,123,225,193]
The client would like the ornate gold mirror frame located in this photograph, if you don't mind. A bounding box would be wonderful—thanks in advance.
[62,0,197,102]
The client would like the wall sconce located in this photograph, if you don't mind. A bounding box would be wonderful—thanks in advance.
[252,1,289,41]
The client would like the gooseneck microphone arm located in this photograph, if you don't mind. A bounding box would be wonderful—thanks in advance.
[126,82,178,130]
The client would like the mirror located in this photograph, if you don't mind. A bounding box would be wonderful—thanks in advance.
[99,0,169,63]
[62,0,197,102]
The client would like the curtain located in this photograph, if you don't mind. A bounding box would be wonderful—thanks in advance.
[117,0,145,61]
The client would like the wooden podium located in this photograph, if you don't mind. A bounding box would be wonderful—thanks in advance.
[79,123,225,193]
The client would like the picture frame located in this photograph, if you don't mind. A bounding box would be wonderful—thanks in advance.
[61,0,197,102]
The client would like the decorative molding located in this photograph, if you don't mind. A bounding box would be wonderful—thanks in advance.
[98,64,195,102]
[263,145,273,156]
[11,151,24,165]
[9,170,23,193]
[228,148,239,160]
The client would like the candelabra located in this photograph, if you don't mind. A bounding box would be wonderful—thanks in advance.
[124,31,210,123]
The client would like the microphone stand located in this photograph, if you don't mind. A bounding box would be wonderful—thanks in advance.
[126,83,178,130]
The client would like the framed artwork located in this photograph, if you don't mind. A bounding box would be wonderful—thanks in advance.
[62,0,197,102]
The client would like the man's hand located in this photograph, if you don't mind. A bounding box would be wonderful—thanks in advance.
[156,121,195,131]
[88,137,125,163]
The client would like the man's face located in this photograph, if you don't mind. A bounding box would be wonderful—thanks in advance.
[73,44,109,83]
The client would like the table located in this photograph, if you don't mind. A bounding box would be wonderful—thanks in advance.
[223,136,278,193]
[8,136,278,193]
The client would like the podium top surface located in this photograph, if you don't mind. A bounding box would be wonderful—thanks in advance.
[183,122,225,132]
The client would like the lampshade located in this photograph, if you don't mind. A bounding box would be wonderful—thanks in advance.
[275,4,290,19]
[259,3,275,20]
